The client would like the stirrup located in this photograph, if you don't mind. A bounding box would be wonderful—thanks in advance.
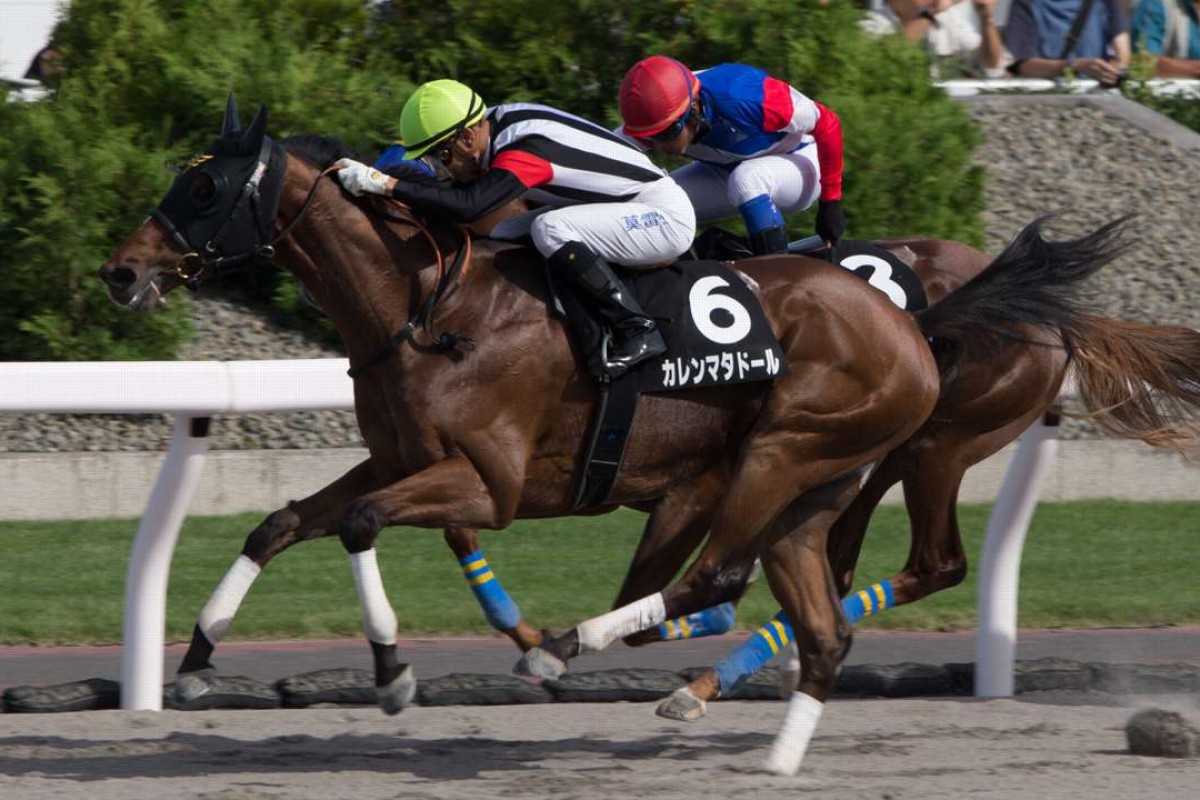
[602,328,665,377]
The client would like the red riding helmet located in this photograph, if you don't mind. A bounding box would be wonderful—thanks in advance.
[619,55,701,139]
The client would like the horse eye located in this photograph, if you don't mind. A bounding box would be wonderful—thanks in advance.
[189,174,217,208]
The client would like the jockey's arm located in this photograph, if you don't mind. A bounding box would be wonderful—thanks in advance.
[388,167,527,224]
[763,78,844,202]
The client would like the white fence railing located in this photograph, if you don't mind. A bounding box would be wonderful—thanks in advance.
[0,359,1061,708]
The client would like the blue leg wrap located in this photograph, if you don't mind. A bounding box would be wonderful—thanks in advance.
[714,611,792,696]
[841,580,896,625]
[458,550,522,631]
[737,193,785,236]
[658,602,737,641]
[711,581,897,696]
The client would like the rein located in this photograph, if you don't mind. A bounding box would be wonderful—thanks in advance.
[346,200,476,380]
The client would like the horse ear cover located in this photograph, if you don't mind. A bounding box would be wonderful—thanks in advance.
[238,104,269,155]
[221,93,242,136]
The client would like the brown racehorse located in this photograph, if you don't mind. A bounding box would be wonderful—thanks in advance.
[98,105,1198,774]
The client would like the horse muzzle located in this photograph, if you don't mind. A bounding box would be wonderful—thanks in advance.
[98,262,168,311]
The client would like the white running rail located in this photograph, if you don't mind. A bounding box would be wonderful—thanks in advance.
[0,359,1064,707]
[0,360,352,710]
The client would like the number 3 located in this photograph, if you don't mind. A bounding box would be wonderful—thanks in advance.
[839,254,908,310]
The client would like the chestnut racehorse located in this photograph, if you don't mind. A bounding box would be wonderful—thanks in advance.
[99,103,1199,774]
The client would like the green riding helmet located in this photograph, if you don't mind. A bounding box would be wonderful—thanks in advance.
[400,79,487,160]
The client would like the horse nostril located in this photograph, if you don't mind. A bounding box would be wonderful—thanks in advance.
[101,265,137,289]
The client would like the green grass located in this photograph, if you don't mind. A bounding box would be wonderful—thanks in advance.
[1,501,1198,645]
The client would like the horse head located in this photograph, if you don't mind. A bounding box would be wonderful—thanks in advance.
[99,94,285,309]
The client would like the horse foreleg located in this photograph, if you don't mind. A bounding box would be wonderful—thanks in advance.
[826,450,905,597]
[336,455,515,715]
[443,527,544,651]
[174,458,389,701]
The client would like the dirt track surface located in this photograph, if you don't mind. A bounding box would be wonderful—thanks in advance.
[2,698,1198,800]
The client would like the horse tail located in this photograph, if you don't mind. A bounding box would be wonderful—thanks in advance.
[916,215,1131,381]
[1066,315,1200,456]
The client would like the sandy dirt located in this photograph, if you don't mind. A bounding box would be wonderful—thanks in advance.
[2,697,1198,800]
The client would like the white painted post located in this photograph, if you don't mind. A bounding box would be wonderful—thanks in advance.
[120,415,211,710]
[974,413,1061,697]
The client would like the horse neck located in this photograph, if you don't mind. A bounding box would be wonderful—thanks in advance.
[272,156,436,365]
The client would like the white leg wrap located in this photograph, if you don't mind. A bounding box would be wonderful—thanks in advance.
[349,549,397,645]
[576,593,666,654]
[763,692,824,776]
[197,555,262,643]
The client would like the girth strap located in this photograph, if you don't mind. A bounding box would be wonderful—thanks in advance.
[572,369,641,510]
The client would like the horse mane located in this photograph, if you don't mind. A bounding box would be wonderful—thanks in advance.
[281,134,359,169]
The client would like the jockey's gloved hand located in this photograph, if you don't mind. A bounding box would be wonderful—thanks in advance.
[334,158,391,197]
[816,199,845,247]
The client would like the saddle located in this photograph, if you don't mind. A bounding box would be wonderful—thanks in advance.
[548,228,929,510]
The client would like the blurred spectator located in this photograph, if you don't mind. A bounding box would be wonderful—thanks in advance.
[1005,0,1131,85]
[23,44,64,84]
[863,1,1012,77]
[1131,0,1200,76]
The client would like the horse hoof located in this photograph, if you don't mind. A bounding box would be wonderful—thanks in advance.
[656,687,707,722]
[779,664,800,700]
[173,668,216,704]
[513,647,567,680]
[377,664,417,716]
[761,753,801,777]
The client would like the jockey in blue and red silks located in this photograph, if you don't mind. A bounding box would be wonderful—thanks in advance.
[618,56,846,255]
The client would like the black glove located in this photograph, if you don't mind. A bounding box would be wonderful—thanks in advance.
[815,199,845,246]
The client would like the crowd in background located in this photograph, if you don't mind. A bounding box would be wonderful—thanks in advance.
[860,0,1200,83]
[19,2,1200,91]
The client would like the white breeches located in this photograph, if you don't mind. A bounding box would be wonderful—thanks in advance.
[488,178,696,267]
[671,145,822,224]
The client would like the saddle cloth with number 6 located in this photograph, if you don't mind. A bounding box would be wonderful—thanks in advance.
[625,260,789,393]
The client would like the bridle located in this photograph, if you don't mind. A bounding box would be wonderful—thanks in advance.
[151,135,476,379]
[152,137,332,290]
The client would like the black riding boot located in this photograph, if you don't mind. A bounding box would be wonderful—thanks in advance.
[550,242,666,377]
[748,226,789,255]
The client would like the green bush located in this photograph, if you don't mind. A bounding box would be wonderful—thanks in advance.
[0,0,410,360]
[373,0,986,242]
[0,0,985,361]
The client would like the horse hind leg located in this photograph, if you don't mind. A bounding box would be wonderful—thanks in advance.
[515,427,876,681]
[655,471,866,723]
[174,458,387,703]
[614,466,739,648]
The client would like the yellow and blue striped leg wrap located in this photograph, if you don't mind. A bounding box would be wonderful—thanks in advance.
[841,580,895,625]
[658,602,737,641]
[710,582,896,696]
[714,611,792,696]
[459,550,522,631]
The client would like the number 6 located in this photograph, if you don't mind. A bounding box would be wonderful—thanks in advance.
[689,276,752,345]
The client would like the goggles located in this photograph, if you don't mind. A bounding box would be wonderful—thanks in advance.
[647,108,691,142]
